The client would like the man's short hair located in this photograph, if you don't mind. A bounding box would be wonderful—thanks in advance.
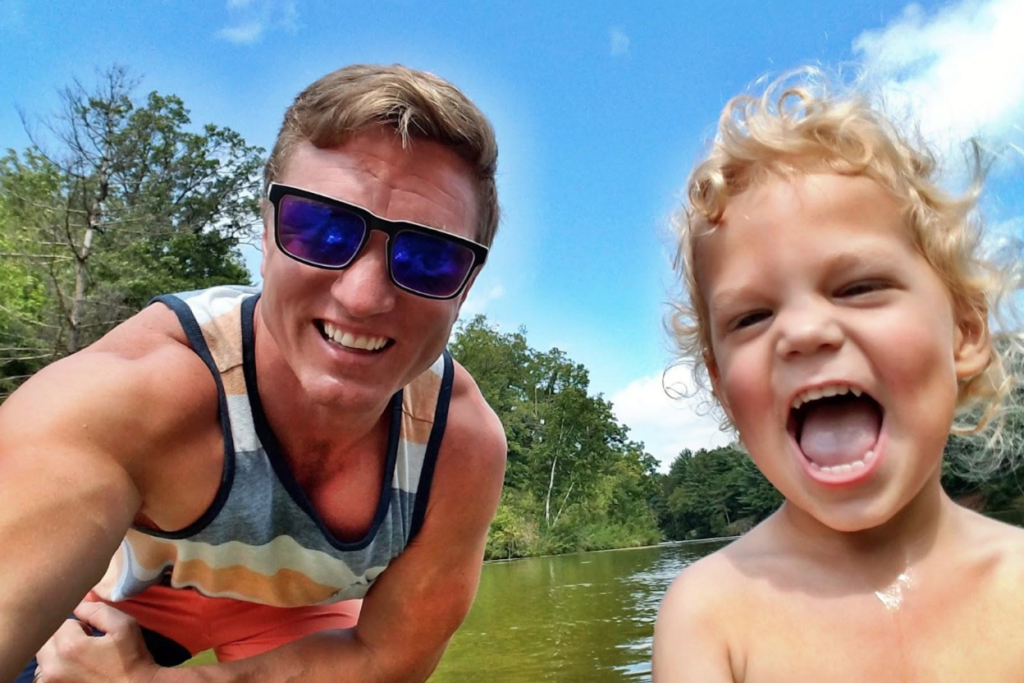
[265,64,500,246]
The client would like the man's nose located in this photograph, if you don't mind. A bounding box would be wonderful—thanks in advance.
[774,298,844,359]
[330,233,397,318]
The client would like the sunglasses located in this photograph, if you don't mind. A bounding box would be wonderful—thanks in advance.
[267,183,488,300]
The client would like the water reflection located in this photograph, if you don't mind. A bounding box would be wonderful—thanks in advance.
[430,540,731,683]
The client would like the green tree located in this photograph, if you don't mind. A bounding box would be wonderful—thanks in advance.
[1,66,263,398]
[661,445,782,540]
[451,316,663,557]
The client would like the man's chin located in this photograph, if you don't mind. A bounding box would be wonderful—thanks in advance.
[297,371,397,411]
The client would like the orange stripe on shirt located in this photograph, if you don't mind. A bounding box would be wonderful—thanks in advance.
[171,559,340,607]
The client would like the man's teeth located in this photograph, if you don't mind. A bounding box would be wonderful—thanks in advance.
[791,383,863,411]
[322,322,388,351]
[808,450,876,475]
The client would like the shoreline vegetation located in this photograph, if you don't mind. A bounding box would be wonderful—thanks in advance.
[5,68,1022,673]
[453,317,1024,560]
[3,69,1022,561]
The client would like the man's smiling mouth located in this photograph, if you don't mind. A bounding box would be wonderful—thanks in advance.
[787,383,883,476]
[317,320,392,352]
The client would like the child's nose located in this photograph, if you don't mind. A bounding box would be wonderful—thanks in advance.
[774,301,844,358]
[329,233,397,318]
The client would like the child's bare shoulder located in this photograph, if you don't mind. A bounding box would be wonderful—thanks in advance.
[654,544,752,682]
[659,526,782,614]
[661,546,744,617]
[962,511,1024,580]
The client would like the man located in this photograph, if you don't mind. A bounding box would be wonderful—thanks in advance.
[1,64,507,683]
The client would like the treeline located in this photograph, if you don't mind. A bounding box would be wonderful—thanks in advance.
[1,66,262,399]
[0,68,664,560]
[451,317,662,559]
[4,68,1023,559]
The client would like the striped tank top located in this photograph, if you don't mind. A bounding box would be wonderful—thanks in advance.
[91,285,452,607]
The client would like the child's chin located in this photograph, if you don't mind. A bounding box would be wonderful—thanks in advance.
[809,504,897,534]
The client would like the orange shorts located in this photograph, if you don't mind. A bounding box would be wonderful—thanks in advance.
[88,587,361,662]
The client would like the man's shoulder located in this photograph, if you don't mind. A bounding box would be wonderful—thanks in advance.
[443,359,507,469]
[1,304,218,466]
[417,358,506,522]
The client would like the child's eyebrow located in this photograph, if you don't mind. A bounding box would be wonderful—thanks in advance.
[825,248,902,273]
[708,286,756,314]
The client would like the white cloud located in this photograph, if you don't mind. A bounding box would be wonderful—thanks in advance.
[216,0,299,45]
[459,282,505,321]
[609,28,631,57]
[281,0,299,34]
[611,367,733,472]
[990,215,1024,242]
[216,21,265,45]
[853,0,1024,167]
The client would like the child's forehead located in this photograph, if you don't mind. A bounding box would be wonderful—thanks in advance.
[692,173,910,290]
[728,172,892,217]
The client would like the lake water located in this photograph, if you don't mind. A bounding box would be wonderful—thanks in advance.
[428,539,731,683]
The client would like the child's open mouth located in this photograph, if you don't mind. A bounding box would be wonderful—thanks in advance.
[787,384,884,482]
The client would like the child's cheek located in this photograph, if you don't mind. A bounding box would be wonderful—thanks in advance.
[870,308,959,396]
[720,350,774,423]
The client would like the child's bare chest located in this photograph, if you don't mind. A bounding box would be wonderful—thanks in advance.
[735,576,1024,683]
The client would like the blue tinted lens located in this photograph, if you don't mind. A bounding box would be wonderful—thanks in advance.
[278,195,366,267]
[392,230,476,298]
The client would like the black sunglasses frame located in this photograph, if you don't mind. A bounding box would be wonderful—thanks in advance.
[267,182,488,300]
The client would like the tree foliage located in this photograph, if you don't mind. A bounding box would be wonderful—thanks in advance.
[452,316,662,558]
[0,66,263,398]
[659,445,782,540]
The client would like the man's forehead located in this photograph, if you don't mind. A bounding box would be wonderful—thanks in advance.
[280,137,479,238]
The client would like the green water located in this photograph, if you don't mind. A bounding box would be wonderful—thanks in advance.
[428,540,730,683]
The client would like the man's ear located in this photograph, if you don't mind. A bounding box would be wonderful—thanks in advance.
[954,303,991,381]
[260,198,271,280]
[705,349,734,424]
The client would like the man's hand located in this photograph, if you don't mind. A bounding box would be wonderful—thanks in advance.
[35,603,160,683]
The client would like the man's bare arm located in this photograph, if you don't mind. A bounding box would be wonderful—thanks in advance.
[0,339,214,682]
[157,363,507,683]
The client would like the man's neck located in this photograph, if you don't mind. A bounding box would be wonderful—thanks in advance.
[251,313,393,471]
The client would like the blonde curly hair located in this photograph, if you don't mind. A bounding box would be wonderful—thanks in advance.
[668,68,1022,451]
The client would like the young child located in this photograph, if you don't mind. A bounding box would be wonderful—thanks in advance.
[653,70,1024,682]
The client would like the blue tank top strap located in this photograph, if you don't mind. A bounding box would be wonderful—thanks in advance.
[139,292,237,538]
[91,285,454,606]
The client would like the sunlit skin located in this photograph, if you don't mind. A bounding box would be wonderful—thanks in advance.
[0,125,506,683]
[653,173,1024,683]
[259,130,479,423]
[703,174,966,535]
[257,130,481,481]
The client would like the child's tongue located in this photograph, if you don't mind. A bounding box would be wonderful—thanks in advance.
[798,398,881,467]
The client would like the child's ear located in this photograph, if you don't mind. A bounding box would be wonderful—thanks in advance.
[953,303,991,381]
[705,350,735,424]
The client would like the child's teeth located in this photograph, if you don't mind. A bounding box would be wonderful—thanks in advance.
[811,451,875,476]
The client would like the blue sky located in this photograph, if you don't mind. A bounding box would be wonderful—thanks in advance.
[2,0,1022,468]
